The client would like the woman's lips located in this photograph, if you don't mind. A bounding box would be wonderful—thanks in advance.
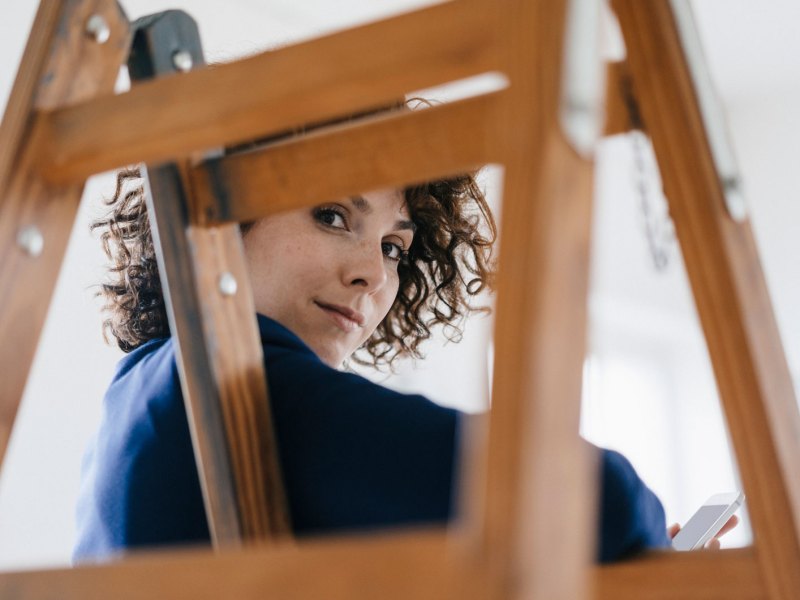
[314,301,365,333]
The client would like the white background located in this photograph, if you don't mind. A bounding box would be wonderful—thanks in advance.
[0,0,798,568]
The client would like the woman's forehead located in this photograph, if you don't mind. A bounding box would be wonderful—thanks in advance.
[352,188,409,218]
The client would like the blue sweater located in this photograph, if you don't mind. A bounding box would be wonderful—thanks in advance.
[74,314,670,562]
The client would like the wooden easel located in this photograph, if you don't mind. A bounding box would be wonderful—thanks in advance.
[1,0,798,598]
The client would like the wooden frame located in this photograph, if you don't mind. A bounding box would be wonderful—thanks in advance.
[32,0,498,185]
[1,0,798,598]
[129,9,291,546]
[612,1,800,597]
[0,0,130,464]
[187,92,504,225]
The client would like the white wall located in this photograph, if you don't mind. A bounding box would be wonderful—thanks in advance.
[0,0,797,569]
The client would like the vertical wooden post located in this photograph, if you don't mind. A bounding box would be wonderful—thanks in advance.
[613,1,800,597]
[475,1,597,598]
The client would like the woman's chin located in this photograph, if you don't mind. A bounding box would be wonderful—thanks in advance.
[308,340,348,369]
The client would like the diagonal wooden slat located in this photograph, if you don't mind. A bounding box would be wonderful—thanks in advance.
[0,0,130,467]
[131,10,291,546]
[142,167,241,544]
[187,90,505,225]
[32,0,498,185]
[182,220,291,542]
[613,0,800,598]
[0,3,58,199]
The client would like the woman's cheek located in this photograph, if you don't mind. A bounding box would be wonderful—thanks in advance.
[379,280,400,318]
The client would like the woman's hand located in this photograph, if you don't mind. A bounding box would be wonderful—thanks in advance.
[668,515,740,550]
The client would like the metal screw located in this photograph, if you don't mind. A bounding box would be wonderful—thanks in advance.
[218,272,238,296]
[18,226,44,257]
[172,50,194,73]
[85,14,110,44]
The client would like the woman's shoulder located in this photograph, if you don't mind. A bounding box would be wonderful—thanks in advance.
[105,314,459,429]
[112,336,174,381]
[104,335,180,428]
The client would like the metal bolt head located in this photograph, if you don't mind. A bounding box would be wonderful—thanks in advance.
[18,225,44,257]
[85,14,110,44]
[218,272,238,296]
[172,50,194,73]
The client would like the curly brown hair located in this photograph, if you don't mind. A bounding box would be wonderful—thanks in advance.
[91,123,496,367]
[357,176,495,367]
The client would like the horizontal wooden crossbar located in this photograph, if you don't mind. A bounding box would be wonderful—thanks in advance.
[188,90,505,224]
[0,534,763,600]
[0,529,489,600]
[593,548,765,599]
[33,0,498,185]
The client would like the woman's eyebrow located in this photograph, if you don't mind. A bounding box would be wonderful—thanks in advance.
[350,196,372,214]
[350,195,416,232]
[395,219,416,233]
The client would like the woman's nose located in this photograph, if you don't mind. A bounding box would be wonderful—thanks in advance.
[344,242,388,292]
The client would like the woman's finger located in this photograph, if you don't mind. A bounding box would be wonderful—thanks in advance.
[668,523,681,539]
[715,514,739,538]
[704,537,721,550]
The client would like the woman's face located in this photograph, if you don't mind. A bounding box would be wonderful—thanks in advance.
[243,188,414,367]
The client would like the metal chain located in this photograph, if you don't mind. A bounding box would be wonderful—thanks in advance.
[630,130,676,272]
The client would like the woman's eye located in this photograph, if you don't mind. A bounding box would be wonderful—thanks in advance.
[314,207,347,229]
[382,241,406,262]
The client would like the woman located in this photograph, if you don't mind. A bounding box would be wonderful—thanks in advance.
[74,152,716,564]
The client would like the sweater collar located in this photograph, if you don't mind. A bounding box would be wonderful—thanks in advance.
[255,313,320,360]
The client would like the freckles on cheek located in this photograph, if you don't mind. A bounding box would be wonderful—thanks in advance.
[284,237,328,283]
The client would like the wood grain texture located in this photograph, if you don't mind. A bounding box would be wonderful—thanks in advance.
[188,91,504,225]
[34,0,497,184]
[613,1,800,598]
[473,1,596,598]
[185,220,293,542]
[0,2,60,199]
[0,529,485,600]
[0,0,129,466]
[131,11,291,546]
[4,2,786,599]
[593,548,766,599]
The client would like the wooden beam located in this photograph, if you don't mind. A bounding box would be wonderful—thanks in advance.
[473,1,596,598]
[0,0,130,468]
[0,2,58,197]
[188,91,504,224]
[180,219,291,542]
[0,530,487,600]
[593,548,766,599]
[33,0,498,185]
[130,11,291,545]
[613,1,800,598]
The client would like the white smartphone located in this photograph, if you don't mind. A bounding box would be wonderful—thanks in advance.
[671,492,745,551]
